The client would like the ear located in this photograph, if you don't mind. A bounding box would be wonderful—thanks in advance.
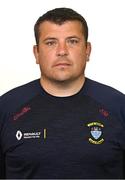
[86,42,91,61]
[33,45,39,64]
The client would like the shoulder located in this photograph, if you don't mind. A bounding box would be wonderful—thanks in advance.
[85,78,125,118]
[0,79,41,113]
[86,78,125,101]
[86,78,125,97]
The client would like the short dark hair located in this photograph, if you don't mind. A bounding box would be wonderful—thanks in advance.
[34,7,88,45]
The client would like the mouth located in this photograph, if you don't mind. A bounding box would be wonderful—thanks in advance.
[53,62,71,68]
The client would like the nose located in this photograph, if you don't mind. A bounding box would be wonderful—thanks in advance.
[56,42,68,57]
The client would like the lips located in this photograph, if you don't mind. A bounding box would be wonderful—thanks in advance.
[53,62,71,67]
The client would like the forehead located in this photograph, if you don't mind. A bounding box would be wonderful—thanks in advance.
[38,20,84,38]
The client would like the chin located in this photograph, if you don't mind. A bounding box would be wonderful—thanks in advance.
[52,77,75,84]
[54,78,70,83]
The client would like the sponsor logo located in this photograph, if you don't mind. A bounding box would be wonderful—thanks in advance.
[16,129,47,140]
[87,122,104,144]
[16,130,23,140]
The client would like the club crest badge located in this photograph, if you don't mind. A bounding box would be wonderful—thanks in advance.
[87,122,104,144]
[91,126,102,139]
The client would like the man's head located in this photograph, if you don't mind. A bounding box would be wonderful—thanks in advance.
[33,7,91,94]
[34,7,88,45]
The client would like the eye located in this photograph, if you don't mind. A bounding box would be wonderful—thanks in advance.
[67,38,79,45]
[45,40,57,46]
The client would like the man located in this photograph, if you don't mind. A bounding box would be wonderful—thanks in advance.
[0,7,125,179]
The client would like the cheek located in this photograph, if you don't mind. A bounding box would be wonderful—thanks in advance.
[40,49,55,61]
[72,50,87,65]
[38,53,53,71]
[71,47,86,57]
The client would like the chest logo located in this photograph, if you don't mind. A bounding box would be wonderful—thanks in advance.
[91,126,102,139]
[16,130,23,140]
[15,129,47,141]
[87,122,104,144]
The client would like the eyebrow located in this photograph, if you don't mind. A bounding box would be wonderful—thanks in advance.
[43,37,57,42]
[66,36,80,40]
[43,36,81,42]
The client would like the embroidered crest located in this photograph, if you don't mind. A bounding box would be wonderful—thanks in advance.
[87,122,104,144]
[91,126,102,140]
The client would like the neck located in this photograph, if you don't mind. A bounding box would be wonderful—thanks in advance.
[40,76,85,97]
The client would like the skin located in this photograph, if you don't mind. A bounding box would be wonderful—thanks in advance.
[33,20,91,97]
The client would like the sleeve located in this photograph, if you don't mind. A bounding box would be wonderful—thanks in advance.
[0,144,5,178]
[0,98,6,178]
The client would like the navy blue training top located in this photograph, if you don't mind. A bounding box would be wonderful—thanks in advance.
[0,77,125,179]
